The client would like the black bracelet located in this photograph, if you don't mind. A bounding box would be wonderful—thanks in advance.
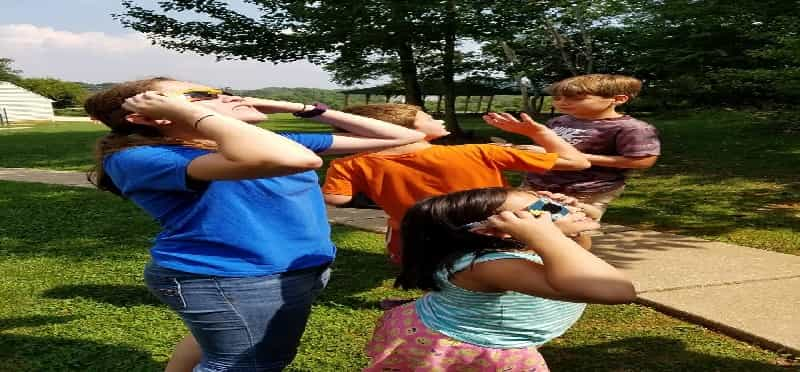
[293,103,329,118]
[193,114,215,129]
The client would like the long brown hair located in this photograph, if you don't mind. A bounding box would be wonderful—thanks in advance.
[85,77,214,196]
[396,187,525,291]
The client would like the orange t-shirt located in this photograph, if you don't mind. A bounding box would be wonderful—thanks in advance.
[322,144,558,263]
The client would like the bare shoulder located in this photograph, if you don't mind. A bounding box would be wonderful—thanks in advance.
[453,255,542,292]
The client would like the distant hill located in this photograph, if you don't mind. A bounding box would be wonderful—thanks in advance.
[76,83,350,108]
[233,87,349,109]
[77,82,117,93]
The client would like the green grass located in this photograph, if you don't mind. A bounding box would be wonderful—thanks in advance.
[0,180,792,371]
[53,107,88,117]
[0,121,104,171]
[602,111,800,255]
[1,110,798,256]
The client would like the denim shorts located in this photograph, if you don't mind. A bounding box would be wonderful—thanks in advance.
[144,261,331,372]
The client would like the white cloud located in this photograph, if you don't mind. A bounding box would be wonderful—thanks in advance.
[0,24,340,89]
[0,24,149,53]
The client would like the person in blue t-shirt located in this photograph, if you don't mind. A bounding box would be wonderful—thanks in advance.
[84,77,424,372]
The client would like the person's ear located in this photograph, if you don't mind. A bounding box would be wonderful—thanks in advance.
[125,113,172,127]
[612,95,630,106]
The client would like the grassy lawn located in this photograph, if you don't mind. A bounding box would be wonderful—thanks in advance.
[1,110,798,255]
[0,180,792,371]
[0,121,104,171]
[605,111,800,255]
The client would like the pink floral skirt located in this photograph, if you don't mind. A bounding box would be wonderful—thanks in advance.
[364,302,550,372]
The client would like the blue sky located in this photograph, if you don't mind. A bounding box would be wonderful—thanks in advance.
[0,0,341,89]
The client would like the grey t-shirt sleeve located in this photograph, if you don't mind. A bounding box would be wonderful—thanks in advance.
[616,123,661,157]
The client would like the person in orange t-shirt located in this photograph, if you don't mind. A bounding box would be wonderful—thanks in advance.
[323,104,592,264]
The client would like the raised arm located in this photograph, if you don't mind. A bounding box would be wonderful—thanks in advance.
[483,112,590,171]
[584,154,658,169]
[243,98,425,155]
[123,92,323,181]
[471,210,635,304]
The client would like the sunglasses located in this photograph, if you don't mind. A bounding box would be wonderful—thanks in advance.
[459,198,570,231]
[169,88,236,102]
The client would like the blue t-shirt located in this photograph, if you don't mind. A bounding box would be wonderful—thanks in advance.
[103,133,335,277]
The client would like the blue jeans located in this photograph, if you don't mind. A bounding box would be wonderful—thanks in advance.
[144,261,331,372]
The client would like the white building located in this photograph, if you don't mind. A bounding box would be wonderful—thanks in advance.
[0,81,54,123]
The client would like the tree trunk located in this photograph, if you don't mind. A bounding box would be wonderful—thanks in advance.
[397,42,424,107]
[576,5,593,74]
[520,83,531,115]
[442,0,463,136]
[534,94,546,113]
[543,17,578,76]
[530,90,542,113]
[501,42,531,115]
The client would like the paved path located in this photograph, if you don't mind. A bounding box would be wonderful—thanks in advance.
[1,167,798,355]
[53,116,93,122]
[0,168,92,188]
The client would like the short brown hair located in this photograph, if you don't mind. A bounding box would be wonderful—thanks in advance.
[547,74,642,99]
[342,104,422,128]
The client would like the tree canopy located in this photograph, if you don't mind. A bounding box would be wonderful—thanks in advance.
[479,0,800,108]
[116,0,799,123]
[0,58,22,83]
[16,78,88,109]
[117,0,504,133]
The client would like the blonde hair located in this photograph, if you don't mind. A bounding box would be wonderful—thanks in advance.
[547,74,642,99]
[342,103,422,128]
[85,77,215,195]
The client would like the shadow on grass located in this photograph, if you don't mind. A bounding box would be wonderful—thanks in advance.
[0,334,163,371]
[0,181,157,260]
[645,112,800,185]
[0,182,397,311]
[603,179,800,254]
[29,226,398,311]
[41,284,161,307]
[319,226,400,310]
[542,336,790,371]
[589,231,716,270]
[0,315,163,371]
[0,315,78,331]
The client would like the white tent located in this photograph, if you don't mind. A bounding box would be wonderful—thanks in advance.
[0,81,54,122]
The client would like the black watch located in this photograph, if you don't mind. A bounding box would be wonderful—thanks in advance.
[293,102,329,118]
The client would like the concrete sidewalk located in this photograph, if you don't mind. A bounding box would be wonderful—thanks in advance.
[1,167,798,355]
[53,116,93,122]
[0,167,92,188]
